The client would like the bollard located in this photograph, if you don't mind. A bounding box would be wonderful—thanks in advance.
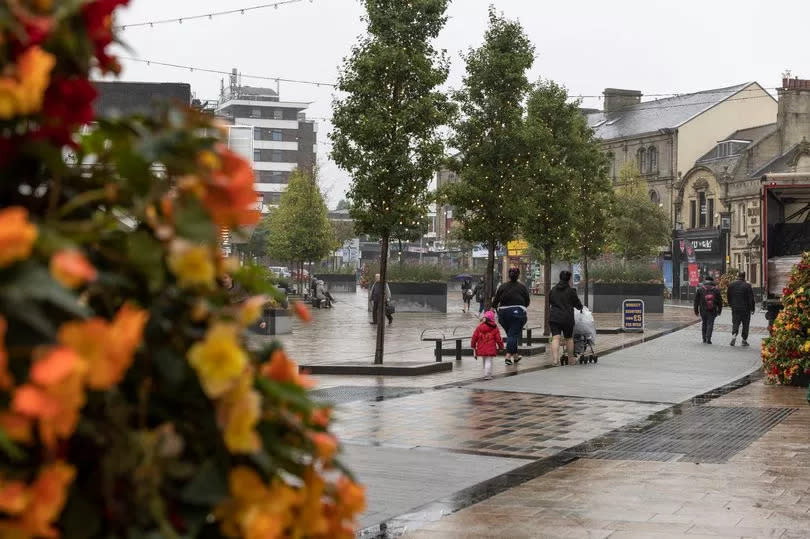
[455,339,462,361]
[434,340,442,362]
[526,328,532,345]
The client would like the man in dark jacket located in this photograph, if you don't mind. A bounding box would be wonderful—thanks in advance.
[694,275,723,344]
[472,277,485,315]
[492,267,531,365]
[727,272,755,347]
[548,270,584,365]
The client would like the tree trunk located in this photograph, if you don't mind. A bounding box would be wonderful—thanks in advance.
[543,245,552,336]
[484,239,495,309]
[583,251,589,308]
[398,238,404,270]
[375,234,390,364]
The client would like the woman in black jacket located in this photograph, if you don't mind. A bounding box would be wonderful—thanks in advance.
[548,270,583,365]
[492,267,530,365]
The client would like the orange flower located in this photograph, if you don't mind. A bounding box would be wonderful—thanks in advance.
[0,207,38,268]
[336,475,366,516]
[0,412,33,444]
[310,407,331,428]
[309,432,338,462]
[296,467,328,536]
[49,249,97,288]
[18,462,75,538]
[12,347,87,449]
[0,480,29,515]
[262,349,313,389]
[202,146,260,227]
[58,303,148,390]
[0,317,13,390]
[0,46,56,119]
[238,295,267,326]
[292,301,312,322]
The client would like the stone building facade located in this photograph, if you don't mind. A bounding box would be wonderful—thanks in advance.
[677,77,810,295]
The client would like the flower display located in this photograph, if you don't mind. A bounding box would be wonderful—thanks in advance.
[761,252,810,387]
[0,2,363,537]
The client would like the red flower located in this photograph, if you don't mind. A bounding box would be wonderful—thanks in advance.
[35,76,98,146]
[82,0,130,74]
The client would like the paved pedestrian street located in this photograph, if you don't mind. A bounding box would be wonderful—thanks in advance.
[275,296,809,538]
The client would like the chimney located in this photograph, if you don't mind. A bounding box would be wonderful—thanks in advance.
[777,78,810,153]
[603,88,642,113]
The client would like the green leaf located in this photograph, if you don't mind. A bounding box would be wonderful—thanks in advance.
[0,427,24,461]
[180,460,228,506]
[126,230,166,293]
[0,262,91,319]
[174,199,216,244]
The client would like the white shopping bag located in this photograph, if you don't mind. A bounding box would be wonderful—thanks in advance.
[574,306,596,344]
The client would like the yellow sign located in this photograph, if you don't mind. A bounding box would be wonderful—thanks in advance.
[507,240,528,256]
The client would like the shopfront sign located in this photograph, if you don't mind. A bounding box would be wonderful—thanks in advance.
[690,238,715,253]
[507,240,528,256]
[622,299,645,332]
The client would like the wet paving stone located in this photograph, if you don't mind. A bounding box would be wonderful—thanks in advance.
[309,385,423,404]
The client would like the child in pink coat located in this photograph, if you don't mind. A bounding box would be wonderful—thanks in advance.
[471,310,504,380]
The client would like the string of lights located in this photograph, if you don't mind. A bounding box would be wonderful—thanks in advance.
[122,57,337,88]
[114,0,310,30]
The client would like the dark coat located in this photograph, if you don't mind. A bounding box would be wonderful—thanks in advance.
[472,281,485,302]
[492,281,530,309]
[727,278,755,312]
[694,281,723,316]
[548,281,583,326]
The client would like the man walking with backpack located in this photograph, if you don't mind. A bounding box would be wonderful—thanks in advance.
[694,275,723,344]
[727,272,755,347]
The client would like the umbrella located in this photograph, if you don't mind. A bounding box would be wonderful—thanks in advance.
[453,274,473,281]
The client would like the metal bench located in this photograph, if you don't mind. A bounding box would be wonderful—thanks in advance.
[420,329,471,362]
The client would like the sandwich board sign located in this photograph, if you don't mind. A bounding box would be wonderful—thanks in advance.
[622,299,645,332]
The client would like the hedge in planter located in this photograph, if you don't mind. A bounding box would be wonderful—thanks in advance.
[761,251,810,387]
[0,2,363,537]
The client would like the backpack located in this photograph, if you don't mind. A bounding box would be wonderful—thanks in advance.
[703,287,716,313]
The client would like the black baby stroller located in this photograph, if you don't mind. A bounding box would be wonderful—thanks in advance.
[573,307,598,364]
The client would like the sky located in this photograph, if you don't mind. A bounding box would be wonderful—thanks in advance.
[113,0,808,208]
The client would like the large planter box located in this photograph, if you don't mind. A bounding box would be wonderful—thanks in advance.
[592,283,665,314]
[250,308,292,335]
[314,274,356,293]
[388,282,448,313]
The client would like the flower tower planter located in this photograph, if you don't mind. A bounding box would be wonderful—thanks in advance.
[761,251,810,391]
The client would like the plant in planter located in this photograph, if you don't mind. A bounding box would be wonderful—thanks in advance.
[0,2,363,537]
[589,259,663,284]
[761,252,810,388]
[717,267,740,305]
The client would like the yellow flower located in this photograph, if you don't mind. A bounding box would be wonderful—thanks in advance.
[0,207,38,268]
[238,295,267,326]
[218,372,261,454]
[0,46,56,119]
[188,323,247,398]
[168,242,215,288]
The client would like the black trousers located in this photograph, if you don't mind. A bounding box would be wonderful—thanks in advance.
[731,309,751,340]
[372,301,392,324]
[701,312,717,342]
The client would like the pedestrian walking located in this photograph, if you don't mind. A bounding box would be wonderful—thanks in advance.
[727,272,755,347]
[548,270,584,366]
[492,267,530,365]
[473,277,486,315]
[471,310,504,380]
[461,278,473,313]
[694,275,723,344]
[369,273,393,325]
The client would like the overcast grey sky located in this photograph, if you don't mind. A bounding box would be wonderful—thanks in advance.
[115,0,807,208]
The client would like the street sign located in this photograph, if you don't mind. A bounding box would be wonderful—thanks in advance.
[622,299,645,332]
[688,264,700,286]
[507,240,528,256]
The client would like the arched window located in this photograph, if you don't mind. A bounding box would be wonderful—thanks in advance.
[650,190,660,206]
[637,148,647,173]
[648,146,658,173]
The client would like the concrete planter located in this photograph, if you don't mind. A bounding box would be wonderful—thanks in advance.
[313,273,356,293]
[388,282,448,313]
[591,283,665,314]
[250,307,292,335]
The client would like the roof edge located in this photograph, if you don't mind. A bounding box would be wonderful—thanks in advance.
[675,82,775,129]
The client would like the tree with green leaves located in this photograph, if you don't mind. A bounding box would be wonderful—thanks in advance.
[330,219,357,270]
[611,162,670,260]
[267,170,335,292]
[331,0,452,364]
[443,7,535,306]
[336,199,351,211]
[520,80,590,333]
[246,215,272,261]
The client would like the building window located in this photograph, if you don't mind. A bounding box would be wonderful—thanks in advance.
[273,110,283,120]
[263,193,282,206]
[708,198,714,227]
[689,200,696,229]
[734,253,741,270]
[738,203,746,235]
[638,148,647,174]
[251,108,261,119]
[272,130,283,141]
[271,151,283,162]
[650,190,660,206]
[750,263,757,285]
[253,150,261,162]
[648,146,657,173]
[698,193,707,227]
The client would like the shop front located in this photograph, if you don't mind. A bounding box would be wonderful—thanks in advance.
[672,229,727,301]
